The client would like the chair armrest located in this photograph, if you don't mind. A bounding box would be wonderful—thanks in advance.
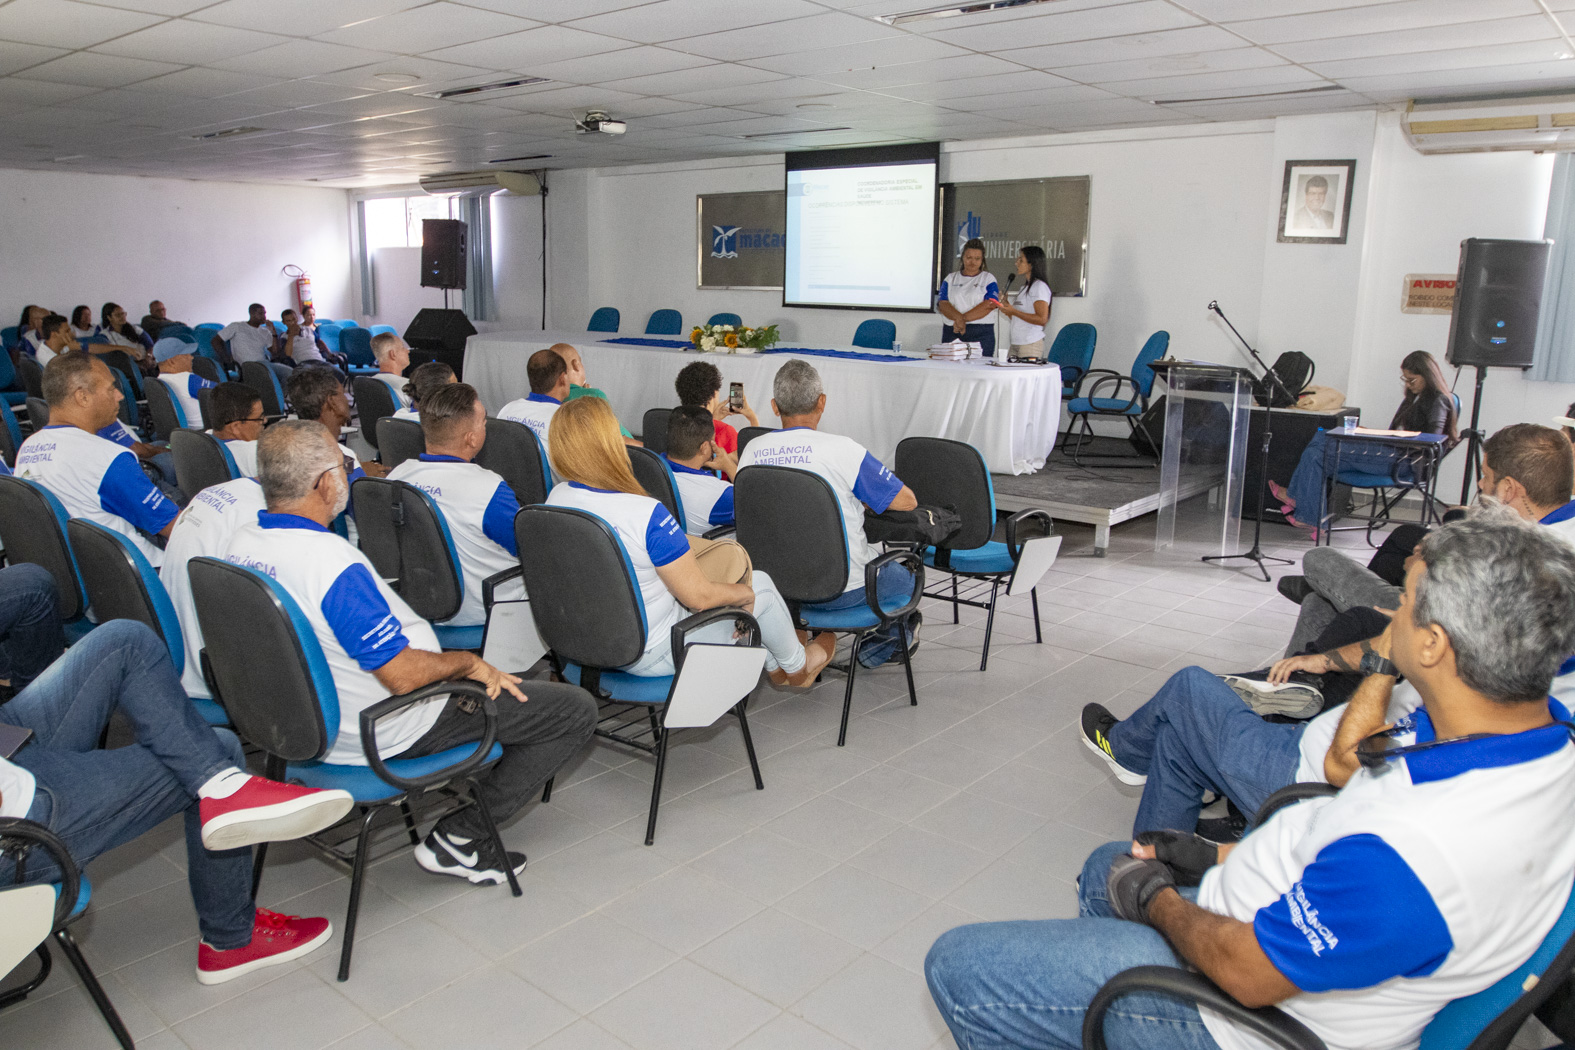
[481,564,523,611]
[359,680,496,791]
[1082,372,1140,411]
[671,606,762,676]
[1083,966,1325,1050]
[0,817,81,929]
[1005,509,1054,562]
[1252,782,1338,827]
[701,524,736,540]
[864,549,924,624]
[1069,367,1120,398]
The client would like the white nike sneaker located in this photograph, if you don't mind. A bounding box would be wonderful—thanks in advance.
[414,828,526,885]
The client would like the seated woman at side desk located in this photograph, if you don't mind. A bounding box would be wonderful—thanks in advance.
[1272,349,1457,537]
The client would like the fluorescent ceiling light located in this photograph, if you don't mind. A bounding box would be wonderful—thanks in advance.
[875,0,1063,27]
[742,126,854,139]
[418,76,549,100]
[191,126,265,140]
[1149,84,1345,105]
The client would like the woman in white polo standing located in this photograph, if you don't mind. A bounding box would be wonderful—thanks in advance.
[992,245,1052,361]
[937,237,1000,358]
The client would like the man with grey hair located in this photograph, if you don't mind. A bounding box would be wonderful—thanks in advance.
[369,331,413,409]
[224,421,596,886]
[737,359,920,666]
[931,508,1575,1050]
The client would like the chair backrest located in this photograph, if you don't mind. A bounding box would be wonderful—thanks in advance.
[159,324,196,343]
[193,323,223,349]
[0,327,18,353]
[1131,330,1170,400]
[0,343,17,392]
[852,318,896,350]
[1047,323,1097,383]
[66,519,184,673]
[351,376,398,452]
[169,429,239,495]
[641,407,672,454]
[350,477,463,623]
[894,436,995,551]
[195,383,217,428]
[110,365,138,428]
[190,355,222,385]
[341,327,375,367]
[587,307,620,333]
[369,324,396,337]
[315,323,342,356]
[144,376,185,440]
[377,416,425,470]
[475,418,550,506]
[737,425,774,456]
[513,505,647,669]
[17,356,42,400]
[25,396,48,431]
[338,320,360,329]
[707,312,742,328]
[0,400,21,468]
[628,445,683,523]
[188,557,336,762]
[239,361,286,417]
[645,309,682,335]
[733,465,850,605]
[0,476,87,621]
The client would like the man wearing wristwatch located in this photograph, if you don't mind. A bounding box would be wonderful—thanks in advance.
[929,509,1575,1050]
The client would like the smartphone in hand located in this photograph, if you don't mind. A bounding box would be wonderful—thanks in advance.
[729,382,744,412]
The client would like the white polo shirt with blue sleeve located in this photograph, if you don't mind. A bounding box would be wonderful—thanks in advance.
[156,371,215,428]
[666,459,734,535]
[223,512,446,764]
[938,270,999,316]
[15,424,177,566]
[544,481,688,674]
[386,454,523,627]
[1198,704,1575,1050]
[498,393,561,455]
[736,427,904,593]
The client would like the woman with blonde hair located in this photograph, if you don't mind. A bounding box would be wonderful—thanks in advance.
[545,397,833,684]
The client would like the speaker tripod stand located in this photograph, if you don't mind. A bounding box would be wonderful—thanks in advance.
[1456,364,1488,505]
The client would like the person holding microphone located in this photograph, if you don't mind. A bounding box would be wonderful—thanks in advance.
[937,237,1000,358]
[990,246,1052,362]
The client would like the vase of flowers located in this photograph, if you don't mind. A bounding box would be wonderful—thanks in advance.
[689,322,780,354]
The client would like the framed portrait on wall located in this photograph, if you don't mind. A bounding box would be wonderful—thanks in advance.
[1277,159,1356,244]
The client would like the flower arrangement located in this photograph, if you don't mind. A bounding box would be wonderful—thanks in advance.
[689,322,780,354]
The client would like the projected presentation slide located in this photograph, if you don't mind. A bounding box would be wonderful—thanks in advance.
[785,159,937,311]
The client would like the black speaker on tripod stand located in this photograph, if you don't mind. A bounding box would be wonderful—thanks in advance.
[1446,237,1550,501]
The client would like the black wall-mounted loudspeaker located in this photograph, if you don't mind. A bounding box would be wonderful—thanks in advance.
[420,218,466,290]
[1445,237,1549,370]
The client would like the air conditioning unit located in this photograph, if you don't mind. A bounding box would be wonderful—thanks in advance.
[418,170,542,196]
[1403,93,1575,154]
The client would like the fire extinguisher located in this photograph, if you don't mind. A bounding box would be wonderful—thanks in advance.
[284,264,312,311]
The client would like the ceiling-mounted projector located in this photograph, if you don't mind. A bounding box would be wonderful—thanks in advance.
[575,110,627,135]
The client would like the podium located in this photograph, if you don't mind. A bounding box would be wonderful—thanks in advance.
[1149,362,1252,555]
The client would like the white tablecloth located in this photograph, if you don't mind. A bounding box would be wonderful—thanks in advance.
[463,330,1061,474]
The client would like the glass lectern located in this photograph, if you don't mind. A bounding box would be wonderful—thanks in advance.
[1149,362,1252,555]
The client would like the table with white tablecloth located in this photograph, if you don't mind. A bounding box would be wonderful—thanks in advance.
[463,330,1061,474]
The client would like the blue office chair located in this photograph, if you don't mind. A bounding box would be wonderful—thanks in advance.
[1062,330,1169,466]
[1047,322,1097,398]
[340,328,379,375]
[189,555,515,980]
[737,425,774,457]
[0,399,22,467]
[0,346,27,408]
[144,374,188,441]
[337,319,361,329]
[0,326,18,354]
[351,375,398,453]
[587,307,620,333]
[474,418,551,507]
[239,361,288,419]
[645,309,683,335]
[169,429,241,495]
[316,322,343,356]
[515,505,768,844]
[852,319,896,351]
[0,477,94,642]
[707,312,742,328]
[368,324,396,337]
[627,444,733,540]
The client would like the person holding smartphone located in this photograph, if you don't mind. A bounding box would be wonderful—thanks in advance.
[674,360,758,472]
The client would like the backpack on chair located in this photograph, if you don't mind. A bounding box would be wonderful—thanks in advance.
[1253,351,1315,408]
[863,505,962,546]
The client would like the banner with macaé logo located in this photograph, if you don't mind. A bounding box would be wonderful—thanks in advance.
[697,191,786,290]
[940,176,1091,298]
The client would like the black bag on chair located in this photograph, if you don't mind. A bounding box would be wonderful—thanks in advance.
[1253,351,1315,408]
[863,505,962,546]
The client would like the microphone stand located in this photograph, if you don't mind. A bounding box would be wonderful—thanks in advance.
[1200,301,1296,582]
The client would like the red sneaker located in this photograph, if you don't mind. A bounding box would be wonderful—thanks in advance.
[199,777,353,851]
[196,909,332,985]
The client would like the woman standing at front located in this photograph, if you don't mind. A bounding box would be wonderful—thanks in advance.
[937,237,1000,357]
[990,246,1052,361]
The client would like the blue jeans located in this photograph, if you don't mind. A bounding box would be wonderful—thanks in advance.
[926,842,1219,1050]
[1109,666,1305,835]
[1285,429,1411,529]
[3,620,254,949]
[0,562,64,685]
[807,563,916,667]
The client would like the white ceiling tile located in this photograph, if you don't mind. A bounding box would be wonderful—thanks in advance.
[1273,15,1557,63]
[0,40,68,76]
[730,88,892,113]
[85,0,227,13]
[1179,0,1410,19]
[747,34,968,76]
[1335,60,1575,97]
[877,69,1074,102]
[0,77,97,104]
[224,80,378,109]
[1308,39,1573,78]
[1229,0,1539,45]
[92,20,291,64]
[296,93,442,121]
[0,0,167,49]
[321,3,541,54]
[132,66,278,98]
[816,52,1023,90]
[1163,91,1371,121]
[929,1,1203,52]
[937,83,1115,112]
[306,56,500,91]
[210,39,397,77]
[14,52,184,88]
[423,24,626,70]
[665,78,844,107]
[487,84,647,114]
[670,11,904,61]
[523,45,708,85]
[1003,24,1244,69]
[637,106,779,128]
[1101,66,1332,100]
[1052,46,1291,85]
[607,62,786,96]
[566,0,824,45]
[191,0,424,37]
[460,0,651,20]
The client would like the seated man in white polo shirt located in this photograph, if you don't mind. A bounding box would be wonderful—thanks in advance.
[213,303,290,383]
[928,509,1575,1050]
[737,358,920,666]
[498,349,568,455]
[224,421,596,885]
[387,382,523,627]
[369,331,412,409]
[206,382,264,477]
[152,336,215,425]
[664,405,734,534]
[15,354,177,566]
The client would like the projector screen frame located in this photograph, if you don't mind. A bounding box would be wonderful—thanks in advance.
[782,141,942,313]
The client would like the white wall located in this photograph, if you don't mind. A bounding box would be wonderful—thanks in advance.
[490,191,546,330]
[368,247,447,333]
[0,167,351,327]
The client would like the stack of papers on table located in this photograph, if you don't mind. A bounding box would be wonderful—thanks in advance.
[928,341,979,360]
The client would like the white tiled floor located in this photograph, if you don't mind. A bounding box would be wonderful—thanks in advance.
[0,513,1380,1050]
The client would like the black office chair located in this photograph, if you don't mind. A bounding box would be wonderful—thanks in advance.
[144,375,186,440]
[169,429,240,496]
[351,376,398,454]
[196,384,216,430]
[191,355,222,385]
[733,465,923,746]
[475,417,551,506]
[627,444,682,522]
[376,416,425,470]
[737,426,774,456]
[515,505,768,844]
[641,407,672,454]
[188,556,516,981]
[895,437,1059,671]
[25,396,48,431]
[0,476,92,639]
[17,356,43,400]
[239,361,287,420]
